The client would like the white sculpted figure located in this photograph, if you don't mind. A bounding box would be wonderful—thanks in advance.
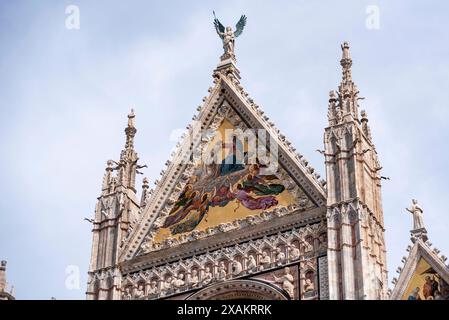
[147,281,157,295]
[134,283,145,299]
[122,287,132,300]
[232,260,243,276]
[304,278,315,292]
[173,274,185,289]
[202,267,213,285]
[247,255,257,271]
[188,270,199,287]
[259,252,271,269]
[406,199,425,230]
[163,276,173,291]
[218,261,227,280]
[275,248,285,265]
[288,244,300,260]
[273,267,295,298]
[213,12,247,60]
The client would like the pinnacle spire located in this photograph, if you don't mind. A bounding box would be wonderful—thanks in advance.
[0,260,15,300]
[340,42,353,84]
[117,108,143,191]
[327,42,362,125]
[124,108,137,150]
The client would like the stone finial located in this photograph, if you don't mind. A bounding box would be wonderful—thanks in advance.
[140,177,150,208]
[360,110,373,140]
[0,260,9,295]
[341,42,351,60]
[360,110,368,120]
[340,42,353,83]
[124,109,138,153]
[106,160,115,169]
[127,108,135,127]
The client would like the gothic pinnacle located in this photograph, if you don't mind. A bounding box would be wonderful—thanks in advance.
[125,108,137,150]
[340,41,353,84]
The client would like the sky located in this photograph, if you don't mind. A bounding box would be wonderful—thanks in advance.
[0,0,448,299]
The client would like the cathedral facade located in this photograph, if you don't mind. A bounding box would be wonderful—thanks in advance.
[86,22,449,300]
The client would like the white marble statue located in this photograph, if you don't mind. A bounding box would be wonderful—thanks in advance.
[304,278,315,292]
[273,267,295,298]
[147,281,157,295]
[259,252,271,269]
[247,255,257,271]
[288,244,300,260]
[406,199,425,230]
[232,260,243,276]
[122,287,132,300]
[188,270,199,287]
[202,267,213,285]
[218,261,227,280]
[134,283,145,299]
[172,274,185,289]
[275,248,286,265]
[163,276,173,291]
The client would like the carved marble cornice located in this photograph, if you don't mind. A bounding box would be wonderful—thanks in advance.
[119,221,327,300]
[122,206,326,273]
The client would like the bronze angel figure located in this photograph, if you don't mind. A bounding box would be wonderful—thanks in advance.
[213,12,247,60]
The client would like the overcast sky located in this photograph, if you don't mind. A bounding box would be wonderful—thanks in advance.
[1,0,448,299]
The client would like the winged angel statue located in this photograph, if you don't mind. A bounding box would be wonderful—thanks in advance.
[213,12,247,61]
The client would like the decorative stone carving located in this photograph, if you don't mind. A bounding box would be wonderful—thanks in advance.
[163,276,173,292]
[259,251,271,270]
[134,283,145,299]
[202,267,213,285]
[121,223,326,299]
[122,286,132,300]
[275,248,286,265]
[213,13,247,61]
[188,269,199,288]
[272,267,295,298]
[173,274,185,289]
[406,199,425,231]
[218,261,227,280]
[147,281,157,295]
[288,244,300,260]
[304,278,314,292]
[231,260,243,276]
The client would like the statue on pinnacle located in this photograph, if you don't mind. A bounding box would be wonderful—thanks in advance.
[213,11,247,61]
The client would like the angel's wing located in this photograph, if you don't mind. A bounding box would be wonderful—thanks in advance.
[234,15,247,38]
[213,11,225,38]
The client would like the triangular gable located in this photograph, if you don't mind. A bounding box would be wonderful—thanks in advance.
[390,238,449,300]
[119,60,326,261]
